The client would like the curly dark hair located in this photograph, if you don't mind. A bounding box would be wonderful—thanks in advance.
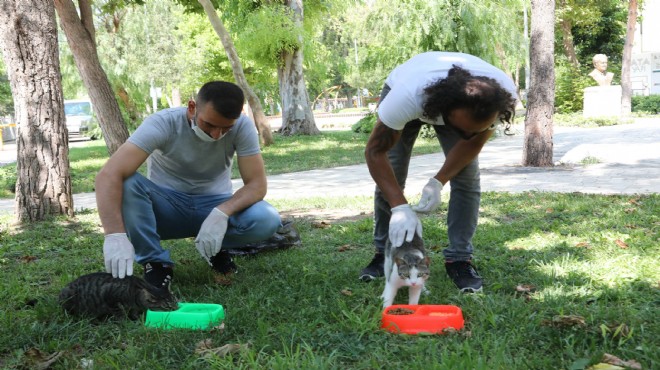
[422,65,516,134]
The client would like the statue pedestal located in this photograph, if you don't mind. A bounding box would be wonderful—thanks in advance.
[583,85,621,118]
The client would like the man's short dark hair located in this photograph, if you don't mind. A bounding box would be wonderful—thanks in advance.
[423,65,516,132]
[196,81,245,119]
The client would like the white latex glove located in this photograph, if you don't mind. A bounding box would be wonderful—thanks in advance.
[103,233,135,279]
[412,177,443,213]
[195,208,229,262]
[389,204,423,248]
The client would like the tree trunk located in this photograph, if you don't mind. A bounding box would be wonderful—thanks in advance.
[198,0,274,146]
[621,0,637,116]
[523,0,555,167]
[0,0,74,222]
[278,0,319,136]
[558,0,580,68]
[54,0,129,155]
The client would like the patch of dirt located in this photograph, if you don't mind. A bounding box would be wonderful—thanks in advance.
[280,208,372,223]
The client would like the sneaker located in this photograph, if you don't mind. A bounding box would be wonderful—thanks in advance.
[359,253,385,282]
[210,250,238,274]
[143,262,173,291]
[232,219,302,256]
[445,261,483,293]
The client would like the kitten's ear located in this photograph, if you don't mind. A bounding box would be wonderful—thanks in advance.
[394,257,405,265]
[424,256,431,266]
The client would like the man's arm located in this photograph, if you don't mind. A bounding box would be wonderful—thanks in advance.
[435,129,493,185]
[217,153,267,216]
[365,119,405,207]
[95,142,149,234]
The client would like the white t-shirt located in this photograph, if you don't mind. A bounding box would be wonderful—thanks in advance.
[128,107,260,195]
[378,52,518,130]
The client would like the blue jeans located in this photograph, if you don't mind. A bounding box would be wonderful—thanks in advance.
[373,85,481,261]
[121,173,281,266]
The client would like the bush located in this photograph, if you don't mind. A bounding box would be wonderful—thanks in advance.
[553,112,630,127]
[0,164,16,196]
[554,60,593,114]
[351,112,376,133]
[632,95,660,114]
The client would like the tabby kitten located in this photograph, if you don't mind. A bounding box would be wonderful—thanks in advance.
[59,272,178,320]
[382,233,431,308]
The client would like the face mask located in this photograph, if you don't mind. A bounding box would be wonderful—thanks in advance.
[191,117,220,142]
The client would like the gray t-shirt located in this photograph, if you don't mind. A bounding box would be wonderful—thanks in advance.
[128,107,260,195]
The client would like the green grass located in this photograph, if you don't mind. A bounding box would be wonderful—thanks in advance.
[0,192,658,369]
[0,131,438,199]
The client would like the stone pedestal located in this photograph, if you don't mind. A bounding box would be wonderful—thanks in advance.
[583,85,622,118]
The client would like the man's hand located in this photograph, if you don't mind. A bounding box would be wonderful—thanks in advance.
[195,208,229,262]
[412,177,443,213]
[103,233,135,278]
[389,204,423,248]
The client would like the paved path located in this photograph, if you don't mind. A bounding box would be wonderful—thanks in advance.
[1,117,658,214]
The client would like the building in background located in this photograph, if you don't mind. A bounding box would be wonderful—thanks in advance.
[632,0,660,95]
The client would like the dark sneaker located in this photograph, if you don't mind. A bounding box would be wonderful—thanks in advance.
[143,262,173,291]
[445,261,483,293]
[359,253,385,282]
[210,250,238,274]
[231,219,302,256]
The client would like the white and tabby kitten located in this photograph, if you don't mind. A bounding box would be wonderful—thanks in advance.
[381,233,430,308]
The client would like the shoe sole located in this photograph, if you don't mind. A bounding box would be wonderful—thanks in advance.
[459,286,483,293]
[359,273,380,282]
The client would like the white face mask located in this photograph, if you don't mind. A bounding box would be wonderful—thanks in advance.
[191,117,221,142]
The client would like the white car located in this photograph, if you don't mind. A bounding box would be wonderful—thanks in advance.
[64,99,98,138]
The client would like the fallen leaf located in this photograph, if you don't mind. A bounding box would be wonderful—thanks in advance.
[337,244,354,252]
[545,208,554,213]
[20,255,37,263]
[541,315,586,328]
[602,323,631,339]
[23,348,64,370]
[441,327,458,335]
[627,198,641,205]
[311,221,331,229]
[614,240,629,249]
[213,274,233,286]
[601,353,642,370]
[587,364,624,370]
[210,322,226,333]
[340,289,353,296]
[575,242,591,248]
[624,208,637,214]
[195,343,248,358]
[516,284,535,293]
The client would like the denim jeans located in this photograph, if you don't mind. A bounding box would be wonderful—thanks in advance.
[121,173,281,266]
[373,85,481,261]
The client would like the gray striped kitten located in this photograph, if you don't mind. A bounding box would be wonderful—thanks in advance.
[59,272,178,320]
[382,233,430,308]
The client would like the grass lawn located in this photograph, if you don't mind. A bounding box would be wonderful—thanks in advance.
[0,192,658,369]
[0,131,439,199]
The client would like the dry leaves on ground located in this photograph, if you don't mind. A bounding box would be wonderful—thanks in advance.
[586,353,642,370]
[194,339,249,358]
[337,244,355,252]
[22,348,63,370]
[541,314,586,328]
[614,239,629,249]
[311,221,332,229]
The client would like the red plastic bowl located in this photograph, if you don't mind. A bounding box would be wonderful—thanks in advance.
[381,304,464,334]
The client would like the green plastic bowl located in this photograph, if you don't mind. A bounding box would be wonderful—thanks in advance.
[145,303,224,330]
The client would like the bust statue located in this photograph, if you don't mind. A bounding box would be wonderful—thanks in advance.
[588,54,614,86]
